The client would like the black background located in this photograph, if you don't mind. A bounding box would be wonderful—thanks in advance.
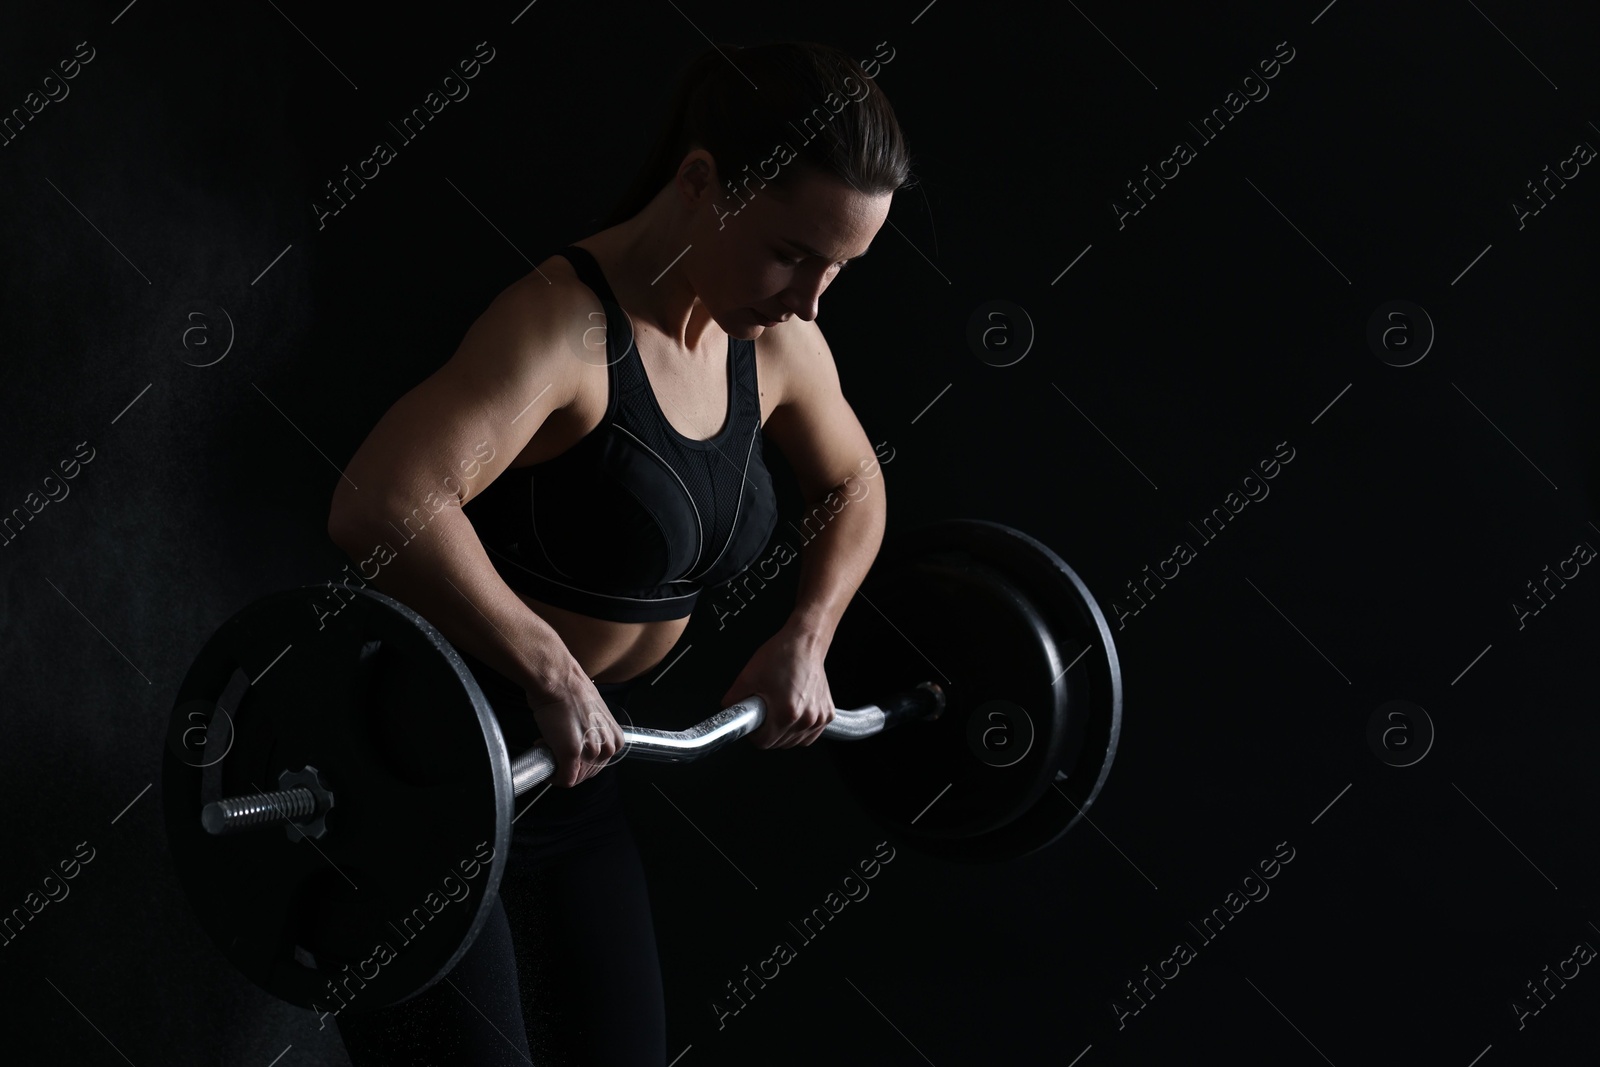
[1,1,1596,1064]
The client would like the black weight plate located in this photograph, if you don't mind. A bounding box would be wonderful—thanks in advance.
[949,522,1122,862]
[829,519,1123,863]
[827,542,1072,843]
[163,585,513,1014]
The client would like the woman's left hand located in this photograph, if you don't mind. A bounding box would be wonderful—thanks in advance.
[721,625,836,749]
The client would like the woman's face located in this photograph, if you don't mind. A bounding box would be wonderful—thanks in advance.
[683,158,892,335]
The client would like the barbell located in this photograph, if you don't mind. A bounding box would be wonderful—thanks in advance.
[197,684,947,838]
[162,518,1122,1013]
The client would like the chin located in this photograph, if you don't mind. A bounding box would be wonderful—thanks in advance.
[723,311,767,335]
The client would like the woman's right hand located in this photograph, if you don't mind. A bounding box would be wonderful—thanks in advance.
[525,670,626,787]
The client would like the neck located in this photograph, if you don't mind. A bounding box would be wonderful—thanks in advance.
[599,190,723,354]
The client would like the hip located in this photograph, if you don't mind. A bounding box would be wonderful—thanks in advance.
[457,647,644,865]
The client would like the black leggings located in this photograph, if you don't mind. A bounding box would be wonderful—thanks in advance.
[336,665,667,1066]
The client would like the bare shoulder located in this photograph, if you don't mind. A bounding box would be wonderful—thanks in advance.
[449,259,594,412]
[757,316,873,500]
[328,258,603,522]
[516,252,615,370]
[757,316,842,422]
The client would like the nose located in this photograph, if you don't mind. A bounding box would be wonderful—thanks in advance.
[778,270,833,322]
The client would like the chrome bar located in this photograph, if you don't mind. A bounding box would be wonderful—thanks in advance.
[509,692,922,796]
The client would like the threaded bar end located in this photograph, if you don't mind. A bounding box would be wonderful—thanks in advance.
[201,787,316,835]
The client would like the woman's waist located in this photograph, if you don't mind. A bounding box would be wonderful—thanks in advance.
[455,645,668,704]
[505,587,689,684]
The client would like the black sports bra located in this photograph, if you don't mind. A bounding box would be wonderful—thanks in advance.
[463,245,780,622]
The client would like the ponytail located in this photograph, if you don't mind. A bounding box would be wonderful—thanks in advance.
[598,40,912,230]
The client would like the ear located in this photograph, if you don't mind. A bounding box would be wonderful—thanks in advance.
[677,148,718,203]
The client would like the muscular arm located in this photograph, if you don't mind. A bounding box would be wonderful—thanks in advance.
[326,275,586,699]
[761,319,890,651]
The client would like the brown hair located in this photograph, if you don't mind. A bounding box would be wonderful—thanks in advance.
[599,40,914,229]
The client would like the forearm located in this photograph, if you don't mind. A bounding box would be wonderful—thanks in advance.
[327,499,581,698]
[784,473,887,652]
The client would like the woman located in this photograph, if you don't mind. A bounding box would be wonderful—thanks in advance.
[325,39,912,1065]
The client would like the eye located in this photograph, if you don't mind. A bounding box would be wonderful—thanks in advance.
[774,252,802,267]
